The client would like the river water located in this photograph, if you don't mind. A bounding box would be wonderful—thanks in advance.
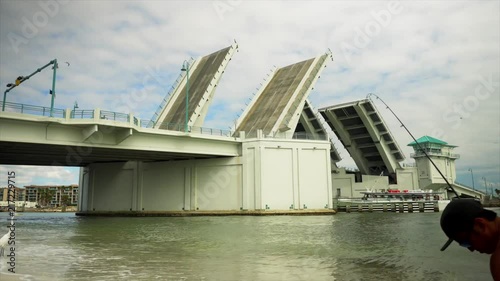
[0,210,495,281]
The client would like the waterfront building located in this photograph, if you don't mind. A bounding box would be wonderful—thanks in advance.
[0,186,26,202]
[24,184,79,207]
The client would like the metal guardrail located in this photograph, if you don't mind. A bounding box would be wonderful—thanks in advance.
[1,101,66,118]
[0,101,235,137]
[149,57,195,125]
[263,131,328,141]
[1,101,331,140]
[410,152,460,159]
[100,110,129,122]
[71,109,94,119]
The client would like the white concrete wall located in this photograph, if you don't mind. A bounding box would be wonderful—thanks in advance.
[394,167,419,190]
[81,137,332,213]
[84,157,244,212]
[91,162,136,211]
[78,167,90,212]
[142,163,185,211]
[331,167,420,198]
[332,169,356,198]
[242,138,332,210]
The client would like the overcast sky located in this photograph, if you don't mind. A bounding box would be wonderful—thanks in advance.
[0,0,498,192]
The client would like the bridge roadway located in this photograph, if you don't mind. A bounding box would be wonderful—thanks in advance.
[235,52,331,138]
[0,106,240,166]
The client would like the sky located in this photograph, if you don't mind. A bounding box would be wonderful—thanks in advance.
[0,0,498,192]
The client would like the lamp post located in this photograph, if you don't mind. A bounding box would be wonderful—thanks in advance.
[181,60,190,132]
[49,59,58,117]
[72,101,79,118]
[468,168,475,190]
[482,177,487,196]
[2,59,57,113]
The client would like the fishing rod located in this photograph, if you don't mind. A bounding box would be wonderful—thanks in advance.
[366,93,460,198]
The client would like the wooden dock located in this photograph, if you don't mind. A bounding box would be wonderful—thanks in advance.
[334,200,440,213]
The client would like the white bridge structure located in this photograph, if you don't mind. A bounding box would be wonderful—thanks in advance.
[0,47,484,215]
[0,47,337,215]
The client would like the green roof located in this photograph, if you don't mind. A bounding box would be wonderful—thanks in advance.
[407,135,449,146]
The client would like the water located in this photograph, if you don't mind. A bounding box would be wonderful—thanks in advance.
[0,210,494,281]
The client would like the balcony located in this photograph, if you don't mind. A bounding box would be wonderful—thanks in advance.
[410,151,460,159]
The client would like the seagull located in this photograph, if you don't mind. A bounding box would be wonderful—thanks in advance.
[65,61,70,66]
[0,227,11,257]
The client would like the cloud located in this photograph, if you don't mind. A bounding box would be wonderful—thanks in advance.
[0,0,498,189]
[0,165,79,187]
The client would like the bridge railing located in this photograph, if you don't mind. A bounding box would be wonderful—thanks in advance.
[2,101,66,118]
[71,109,94,119]
[143,120,234,137]
[1,101,235,137]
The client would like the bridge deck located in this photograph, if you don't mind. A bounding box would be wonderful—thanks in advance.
[158,46,233,128]
[236,53,330,138]
[0,109,239,166]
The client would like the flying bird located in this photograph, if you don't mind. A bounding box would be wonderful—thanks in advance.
[65,62,70,66]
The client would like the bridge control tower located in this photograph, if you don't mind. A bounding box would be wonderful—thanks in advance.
[408,136,460,191]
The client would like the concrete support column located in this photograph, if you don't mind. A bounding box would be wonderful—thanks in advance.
[293,147,300,209]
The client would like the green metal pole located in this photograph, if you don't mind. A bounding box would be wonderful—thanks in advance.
[185,62,189,132]
[2,90,7,111]
[50,59,57,117]
[2,60,55,112]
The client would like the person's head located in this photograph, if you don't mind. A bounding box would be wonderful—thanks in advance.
[440,198,498,254]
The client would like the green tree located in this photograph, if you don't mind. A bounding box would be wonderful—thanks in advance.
[61,194,70,207]
[38,189,56,207]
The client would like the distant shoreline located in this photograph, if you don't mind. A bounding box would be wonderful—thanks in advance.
[0,206,77,213]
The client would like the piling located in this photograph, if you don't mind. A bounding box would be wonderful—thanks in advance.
[419,202,424,212]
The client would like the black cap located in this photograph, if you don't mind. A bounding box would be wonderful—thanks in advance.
[440,198,485,251]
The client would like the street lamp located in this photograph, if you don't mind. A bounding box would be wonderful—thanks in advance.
[468,168,475,190]
[72,101,79,118]
[482,177,487,195]
[2,59,58,116]
[181,60,190,132]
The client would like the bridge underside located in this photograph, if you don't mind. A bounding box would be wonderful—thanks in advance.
[295,99,341,163]
[319,99,404,178]
[0,141,229,166]
[0,112,240,167]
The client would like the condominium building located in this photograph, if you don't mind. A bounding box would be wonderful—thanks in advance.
[0,186,26,202]
[24,184,79,207]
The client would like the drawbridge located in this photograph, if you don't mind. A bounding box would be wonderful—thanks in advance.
[234,51,333,139]
[151,43,238,130]
[319,99,404,178]
[233,50,341,163]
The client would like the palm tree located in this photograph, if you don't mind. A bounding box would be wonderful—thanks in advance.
[38,189,56,207]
